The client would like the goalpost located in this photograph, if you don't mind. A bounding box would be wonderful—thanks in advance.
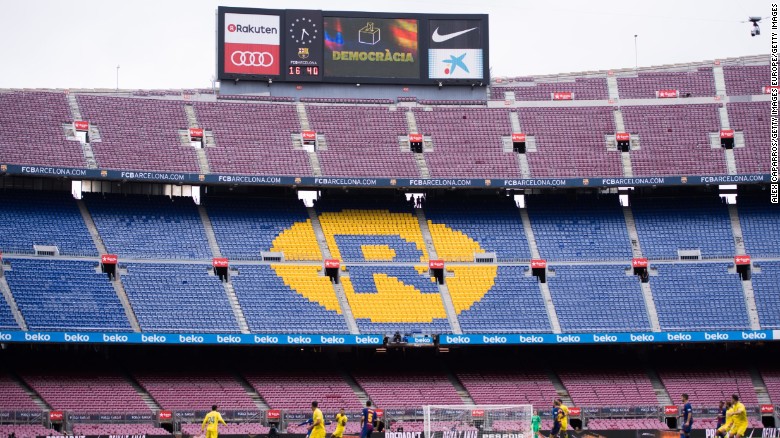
[423,405,534,438]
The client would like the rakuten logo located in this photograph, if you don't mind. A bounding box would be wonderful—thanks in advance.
[356,335,381,344]
[217,335,242,344]
[288,336,312,344]
[556,335,580,343]
[141,334,167,343]
[103,334,128,343]
[227,23,278,34]
[593,334,617,343]
[630,334,655,342]
[482,335,507,344]
[518,335,544,343]
[667,333,692,341]
[178,335,204,343]
[320,336,345,344]
[445,335,471,344]
[742,331,767,340]
[25,333,51,341]
[254,335,279,344]
[64,333,90,342]
[704,332,729,340]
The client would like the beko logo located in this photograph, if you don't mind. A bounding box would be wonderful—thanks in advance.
[227,23,278,34]
[518,335,544,343]
[141,334,167,343]
[445,335,471,344]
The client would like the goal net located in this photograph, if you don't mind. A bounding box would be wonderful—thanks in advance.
[423,405,534,438]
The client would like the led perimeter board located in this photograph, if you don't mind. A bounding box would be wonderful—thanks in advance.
[217,7,489,85]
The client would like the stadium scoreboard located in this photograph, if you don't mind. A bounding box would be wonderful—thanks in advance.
[217,7,489,85]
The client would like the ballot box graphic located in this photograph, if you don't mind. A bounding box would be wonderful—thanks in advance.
[359,22,381,45]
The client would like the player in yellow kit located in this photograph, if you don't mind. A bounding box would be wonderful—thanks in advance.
[202,405,227,438]
[717,401,733,438]
[332,408,347,438]
[730,395,748,438]
[309,401,326,438]
[556,398,570,438]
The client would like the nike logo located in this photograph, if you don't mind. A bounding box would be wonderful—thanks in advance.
[431,27,478,43]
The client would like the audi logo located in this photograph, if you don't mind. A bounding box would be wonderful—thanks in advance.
[231,51,274,67]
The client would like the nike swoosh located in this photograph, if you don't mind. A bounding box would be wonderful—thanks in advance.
[431,27,478,43]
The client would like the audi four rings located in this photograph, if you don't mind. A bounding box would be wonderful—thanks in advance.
[231,51,274,67]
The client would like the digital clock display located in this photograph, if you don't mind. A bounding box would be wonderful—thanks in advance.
[288,66,320,76]
[284,9,323,82]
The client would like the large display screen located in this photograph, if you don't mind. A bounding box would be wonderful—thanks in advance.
[427,19,484,79]
[222,12,281,77]
[323,17,419,79]
[217,7,489,85]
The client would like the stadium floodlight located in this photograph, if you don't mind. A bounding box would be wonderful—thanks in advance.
[423,405,533,438]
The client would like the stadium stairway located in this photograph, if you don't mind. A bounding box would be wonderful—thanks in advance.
[612,108,634,177]
[8,372,51,411]
[727,204,761,329]
[404,110,431,178]
[607,75,620,100]
[416,208,462,334]
[340,369,371,406]
[750,367,773,405]
[508,111,531,178]
[123,371,162,412]
[65,93,98,169]
[235,372,270,410]
[546,371,574,406]
[197,205,250,334]
[184,104,211,174]
[0,274,27,330]
[518,207,561,333]
[78,198,141,332]
[446,371,476,405]
[645,367,673,406]
[306,206,359,334]
[622,205,661,332]
[296,103,324,176]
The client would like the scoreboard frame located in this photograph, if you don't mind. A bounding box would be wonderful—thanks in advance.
[217,6,490,86]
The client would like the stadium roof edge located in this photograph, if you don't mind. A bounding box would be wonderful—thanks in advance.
[0,55,768,94]
[490,54,769,85]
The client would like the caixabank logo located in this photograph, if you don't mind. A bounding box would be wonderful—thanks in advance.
[224,13,280,76]
[270,210,496,326]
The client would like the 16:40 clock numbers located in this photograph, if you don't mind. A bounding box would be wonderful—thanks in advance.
[288,66,320,76]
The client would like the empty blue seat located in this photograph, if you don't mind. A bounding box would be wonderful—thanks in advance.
[0,190,96,256]
[121,263,239,332]
[528,194,632,261]
[633,195,735,259]
[547,265,651,332]
[752,261,780,328]
[85,194,210,259]
[652,263,749,330]
[4,259,130,331]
